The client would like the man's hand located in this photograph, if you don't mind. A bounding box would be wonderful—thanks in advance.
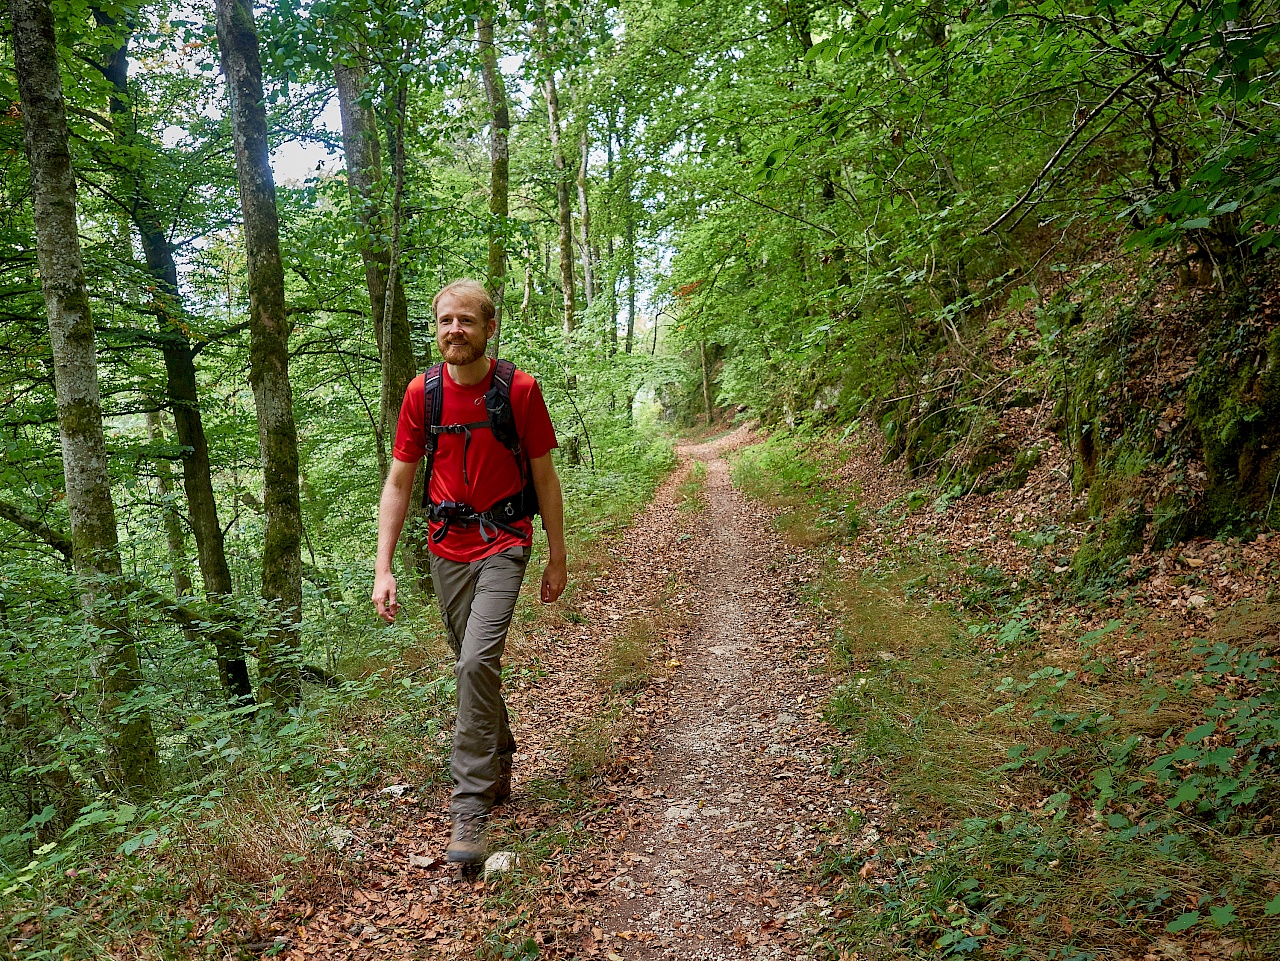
[372,571,400,624]
[540,557,567,604]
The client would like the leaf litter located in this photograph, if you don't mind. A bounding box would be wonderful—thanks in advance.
[259,424,881,959]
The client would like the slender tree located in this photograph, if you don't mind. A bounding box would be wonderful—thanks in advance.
[538,21,577,339]
[334,54,416,476]
[215,0,304,706]
[478,14,511,355]
[577,128,596,308]
[92,6,253,703]
[10,0,159,794]
[146,413,193,603]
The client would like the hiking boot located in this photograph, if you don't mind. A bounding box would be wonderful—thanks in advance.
[493,757,512,807]
[445,813,487,865]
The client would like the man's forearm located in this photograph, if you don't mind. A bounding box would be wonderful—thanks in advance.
[541,483,566,562]
[376,468,414,574]
[533,468,566,562]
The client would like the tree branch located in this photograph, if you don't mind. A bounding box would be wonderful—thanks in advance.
[983,63,1147,235]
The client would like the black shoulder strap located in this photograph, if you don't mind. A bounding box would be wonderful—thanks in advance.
[486,359,522,457]
[421,363,445,508]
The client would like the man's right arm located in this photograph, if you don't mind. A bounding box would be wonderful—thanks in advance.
[372,457,420,624]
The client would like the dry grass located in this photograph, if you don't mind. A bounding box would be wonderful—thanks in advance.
[673,460,708,512]
[177,789,338,900]
[822,561,1280,957]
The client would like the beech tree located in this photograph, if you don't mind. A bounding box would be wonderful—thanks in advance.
[9,0,158,794]
[538,20,577,340]
[91,6,254,704]
[214,0,304,706]
[478,13,512,352]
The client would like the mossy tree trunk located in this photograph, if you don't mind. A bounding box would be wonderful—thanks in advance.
[539,22,577,341]
[333,55,416,473]
[215,0,304,707]
[333,54,426,588]
[93,7,253,704]
[10,0,159,795]
[478,15,510,356]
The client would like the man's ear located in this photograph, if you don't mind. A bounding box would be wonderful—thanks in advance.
[487,317,498,340]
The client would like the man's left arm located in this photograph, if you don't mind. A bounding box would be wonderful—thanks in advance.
[529,452,566,603]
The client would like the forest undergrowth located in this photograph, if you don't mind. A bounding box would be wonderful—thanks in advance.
[730,430,1280,959]
[0,436,675,960]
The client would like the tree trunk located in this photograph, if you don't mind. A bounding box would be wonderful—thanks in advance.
[10,0,159,795]
[477,16,510,357]
[215,0,304,707]
[538,25,577,340]
[604,110,620,354]
[156,324,254,701]
[147,413,193,600]
[625,192,637,355]
[521,243,535,318]
[700,337,713,424]
[92,7,253,704]
[333,56,415,478]
[577,128,595,309]
[334,55,425,587]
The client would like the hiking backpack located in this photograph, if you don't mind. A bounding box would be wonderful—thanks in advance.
[420,358,539,542]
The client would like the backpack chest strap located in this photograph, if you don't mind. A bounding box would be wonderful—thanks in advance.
[428,420,491,485]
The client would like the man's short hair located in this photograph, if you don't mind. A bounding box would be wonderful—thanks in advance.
[433,279,495,323]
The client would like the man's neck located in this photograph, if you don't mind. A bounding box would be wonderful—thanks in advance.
[446,356,492,387]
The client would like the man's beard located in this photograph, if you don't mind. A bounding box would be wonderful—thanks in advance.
[439,336,486,365]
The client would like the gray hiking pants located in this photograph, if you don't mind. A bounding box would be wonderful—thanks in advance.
[429,544,530,817]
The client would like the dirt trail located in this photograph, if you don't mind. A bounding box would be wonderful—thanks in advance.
[267,430,881,960]
[587,431,877,960]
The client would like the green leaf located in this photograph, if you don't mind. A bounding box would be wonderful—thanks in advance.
[120,829,159,856]
[1186,721,1216,742]
[1264,893,1280,915]
[1208,904,1235,927]
[1166,911,1200,933]
[1199,746,1235,771]
[1167,781,1202,808]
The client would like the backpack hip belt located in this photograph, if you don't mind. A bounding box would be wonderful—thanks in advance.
[427,489,537,544]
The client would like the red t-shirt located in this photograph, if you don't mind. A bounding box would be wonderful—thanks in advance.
[393,360,557,562]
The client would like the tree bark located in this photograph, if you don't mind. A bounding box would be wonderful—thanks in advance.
[478,16,511,357]
[577,128,596,309]
[333,56,415,478]
[625,192,637,355]
[10,0,159,795]
[700,337,713,424]
[538,24,577,340]
[333,55,425,587]
[216,0,304,706]
[92,7,253,704]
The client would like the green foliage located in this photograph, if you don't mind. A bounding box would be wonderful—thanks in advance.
[819,559,1280,955]
[731,432,863,546]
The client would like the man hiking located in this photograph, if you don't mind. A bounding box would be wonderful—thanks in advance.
[372,278,567,867]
